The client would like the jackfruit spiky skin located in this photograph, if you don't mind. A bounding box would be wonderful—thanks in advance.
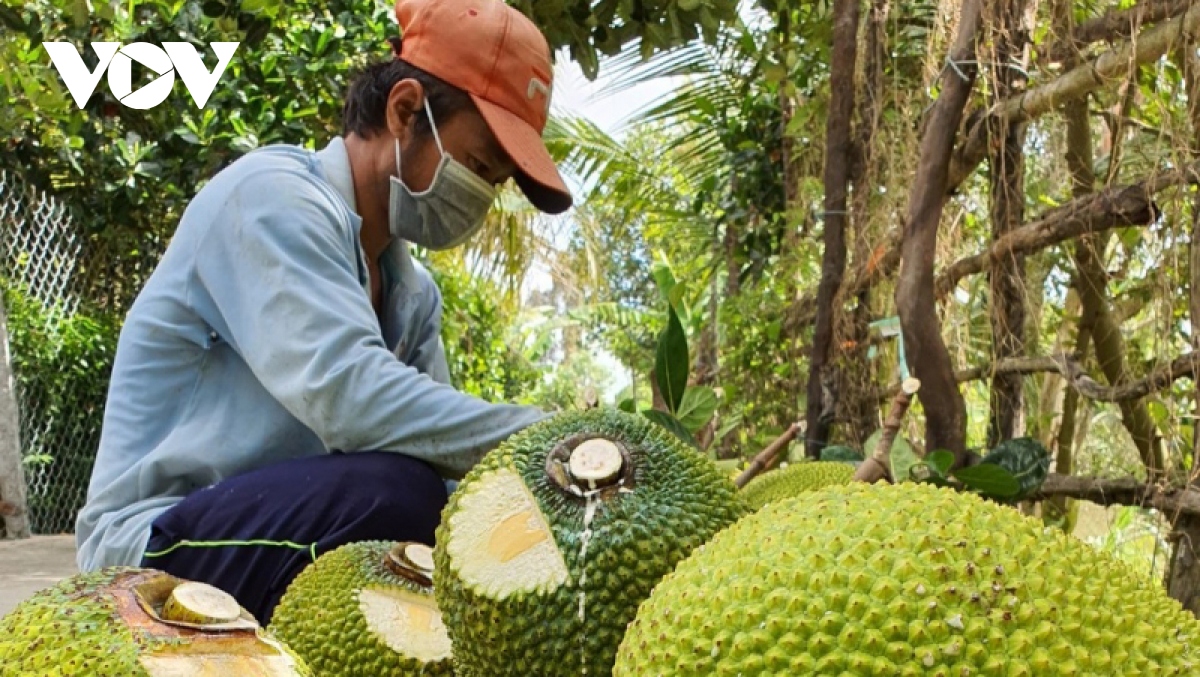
[433,408,749,677]
[615,482,1200,676]
[740,460,855,510]
[269,540,454,676]
[0,567,312,677]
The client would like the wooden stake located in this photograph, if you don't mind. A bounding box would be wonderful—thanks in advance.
[734,422,804,489]
[855,378,921,483]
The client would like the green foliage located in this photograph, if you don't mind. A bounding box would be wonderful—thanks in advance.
[875,430,919,483]
[430,263,540,404]
[819,445,863,464]
[510,0,741,79]
[653,303,688,414]
[2,0,394,241]
[675,386,718,434]
[976,437,1053,500]
[906,440,1053,503]
[3,283,120,532]
[642,409,700,450]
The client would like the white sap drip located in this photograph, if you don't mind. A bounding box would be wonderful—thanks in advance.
[577,485,600,675]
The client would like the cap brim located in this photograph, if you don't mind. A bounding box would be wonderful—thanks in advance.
[472,95,573,215]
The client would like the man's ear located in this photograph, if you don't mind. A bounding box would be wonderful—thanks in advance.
[385,79,424,143]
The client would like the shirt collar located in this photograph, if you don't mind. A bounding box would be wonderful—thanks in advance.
[314,136,420,299]
[314,136,358,214]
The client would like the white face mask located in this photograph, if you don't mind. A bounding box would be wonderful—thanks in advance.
[389,97,497,250]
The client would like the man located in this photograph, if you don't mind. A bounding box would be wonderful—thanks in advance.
[74,0,572,623]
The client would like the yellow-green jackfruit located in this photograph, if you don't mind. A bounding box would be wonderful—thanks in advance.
[739,460,855,510]
[0,567,311,676]
[433,407,748,677]
[615,482,1200,676]
[269,540,453,676]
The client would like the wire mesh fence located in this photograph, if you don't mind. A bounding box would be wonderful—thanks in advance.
[0,170,164,536]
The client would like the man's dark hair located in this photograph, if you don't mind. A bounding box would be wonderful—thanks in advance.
[342,37,476,139]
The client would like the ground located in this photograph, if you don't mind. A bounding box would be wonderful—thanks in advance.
[0,535,77,616]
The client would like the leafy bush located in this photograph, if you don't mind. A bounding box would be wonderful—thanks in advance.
[3,283,120,533]
[430,264,541,404]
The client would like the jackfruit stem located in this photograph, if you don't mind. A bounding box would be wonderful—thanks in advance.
[568,439,624,487]
[404,543,435,573]
[385,542,435,587]
[160,581,242,625]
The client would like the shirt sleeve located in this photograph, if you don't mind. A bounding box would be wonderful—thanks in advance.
[405,273,453,386]
[188,165,548,480]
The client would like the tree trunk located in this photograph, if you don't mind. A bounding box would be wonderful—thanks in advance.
[985,0,1034,447]
[1061,62,1166,476]
[806,0,860,457]
[1167,34,1200,619]
[895,0,984,462]
[842,0,891,448]
[0,295,29,540]
[1044,0,1093,532]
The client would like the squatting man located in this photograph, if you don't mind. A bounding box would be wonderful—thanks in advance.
[75,0,574,623]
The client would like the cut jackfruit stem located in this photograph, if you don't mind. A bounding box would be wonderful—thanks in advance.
[403,543,435,573]
[385,542,434,587]
[568,438,624,487]
[160,582,243,625]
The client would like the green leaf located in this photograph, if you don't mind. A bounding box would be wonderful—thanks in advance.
[952,463,1021,499]
[642,410,700,450]
[652,262,677,303]
[926,450,954,477]
[867,430,918,482]
[977,437,1052,499]
[654,303,688,415]
[617,397,636,413]
[676,386,718,433]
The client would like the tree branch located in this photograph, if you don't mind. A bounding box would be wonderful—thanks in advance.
[789,161,1193,331]
[1043,0,1193,64]
[948,2,1200,193]
[1032,473,1200,518]
[883,352,1200,402]
[935,163,1200,298]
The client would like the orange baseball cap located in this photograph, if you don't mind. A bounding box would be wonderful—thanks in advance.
[393,0,573,214]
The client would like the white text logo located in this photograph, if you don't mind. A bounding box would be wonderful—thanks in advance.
[43,42,240,110]
[526,77,552,117]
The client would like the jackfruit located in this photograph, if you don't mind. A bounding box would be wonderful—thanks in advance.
[269,540,453,676]
[0,566,312,676]
[739,460,855,510]
[614,481,1200,676]
[433,407,748,677]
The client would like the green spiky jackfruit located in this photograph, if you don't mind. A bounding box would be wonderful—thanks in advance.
[269,540,453,676]
[432,408,748,677]
[0,567,312,677]
[739,460,855,510]
[615,482,1200,676]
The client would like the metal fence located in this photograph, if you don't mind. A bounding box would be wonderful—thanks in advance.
[0,170,163,535]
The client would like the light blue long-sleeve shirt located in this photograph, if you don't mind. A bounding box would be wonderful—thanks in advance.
[74,136,549,571]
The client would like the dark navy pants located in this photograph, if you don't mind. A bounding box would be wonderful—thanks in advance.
[139,451,449,624]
